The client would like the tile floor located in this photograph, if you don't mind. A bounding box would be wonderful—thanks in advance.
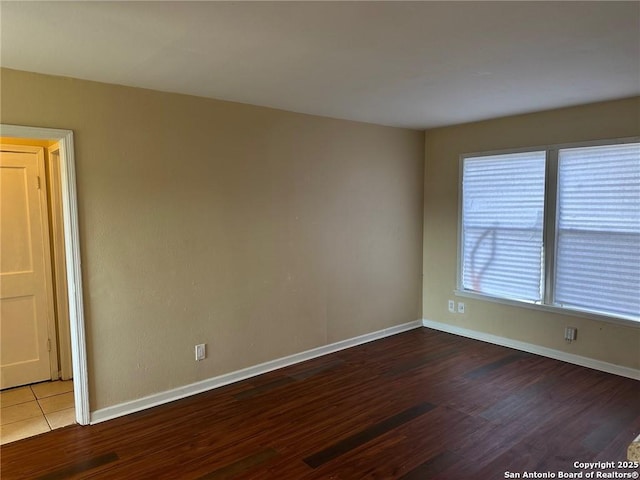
[0,380,75,445]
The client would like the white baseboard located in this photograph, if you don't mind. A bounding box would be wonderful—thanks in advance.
[90,319,423,424]
[422,318,640,380]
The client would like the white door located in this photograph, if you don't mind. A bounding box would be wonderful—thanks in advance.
[0,145,56,389]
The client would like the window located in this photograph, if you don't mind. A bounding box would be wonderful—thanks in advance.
[459,139,640,323]
[461,151,546,302]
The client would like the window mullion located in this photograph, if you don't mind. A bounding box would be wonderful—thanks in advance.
[543,149,559,306]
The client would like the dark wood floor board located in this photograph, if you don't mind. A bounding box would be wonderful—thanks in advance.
[70,410,238,466]
[384,346,461,377]
[478,371,573,424]
[428,457,485,480]
[264,396,418,460]
[104,416,279,473]
[472,434,550,480]
[77,417,279,479]
[240,456,315,480]
[414,374,514,418]
[287,357,345,381]
[0,427,112,480]
[302,405,486,479]
[305,433,413,480]
[86,443,279,480]
[355,405,489,479]
[582,380,640,460]
[446,415,532,470]
[595,418,640,464]
[582,407,638,454]
[597,391,640,461]
[379,330,462,369]
[531,361,624,406]
[386,350,484,389]
[287,378,441,449]
[32,452,119,480]
[409,352,563,416]
[441,373,618,470]
[2,328,638,480]
[542,408,634,470]
[400,404,493,453]
[466,354,559,393]
[525,376,640,465]
[94,369,347,458]
[480,359,600,423]
[105,357,413,468]
[195,448,278,480]
[233,376,296,400]
[464,351,533,379]
[255,370,446,456]
[3,390,277,478]
[470,393,589,459]
[399,450,464,480]
[303,401,435,468]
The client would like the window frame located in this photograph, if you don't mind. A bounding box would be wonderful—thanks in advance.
[456,136,640,328]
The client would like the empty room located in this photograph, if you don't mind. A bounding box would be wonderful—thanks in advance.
[0,1,639,479]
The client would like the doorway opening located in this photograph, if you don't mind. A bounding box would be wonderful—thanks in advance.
[0,125,89,440]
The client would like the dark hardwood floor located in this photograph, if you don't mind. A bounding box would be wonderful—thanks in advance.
[2,328,639,479]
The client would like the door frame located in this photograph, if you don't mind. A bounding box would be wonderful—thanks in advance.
[1,124,89,425]
[47,146,73,381]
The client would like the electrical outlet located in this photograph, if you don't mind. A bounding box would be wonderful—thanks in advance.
[457,302,465,314]
[448,300,455,313]
[195,343,206,361]
[564,327,577,343]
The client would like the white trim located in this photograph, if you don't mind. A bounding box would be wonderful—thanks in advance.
[454,289,640,328]
[46,145,73,380]
[460,136,640,160]
[422,318,640,380]
[90,320,422,424]
[0,125,90,425]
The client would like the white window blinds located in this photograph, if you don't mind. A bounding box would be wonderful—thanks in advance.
[461,151,546,302]
[555,143,640,318]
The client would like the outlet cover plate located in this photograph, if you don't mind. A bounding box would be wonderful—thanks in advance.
[195,344,206,361]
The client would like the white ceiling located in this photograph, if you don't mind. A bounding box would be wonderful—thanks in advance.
[1,1,639,129]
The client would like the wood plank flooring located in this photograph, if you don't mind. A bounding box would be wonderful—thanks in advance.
[1,328,639,479]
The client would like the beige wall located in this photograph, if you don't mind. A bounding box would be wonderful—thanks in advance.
[1,68,425,410]
[423,97,640,370]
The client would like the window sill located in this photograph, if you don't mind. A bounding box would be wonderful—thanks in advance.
[454,289,640,328]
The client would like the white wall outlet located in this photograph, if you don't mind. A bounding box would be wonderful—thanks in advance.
[195,343,206,361]
[457,302,465,314]
[448,300,455,313]
[564,327,577,343]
